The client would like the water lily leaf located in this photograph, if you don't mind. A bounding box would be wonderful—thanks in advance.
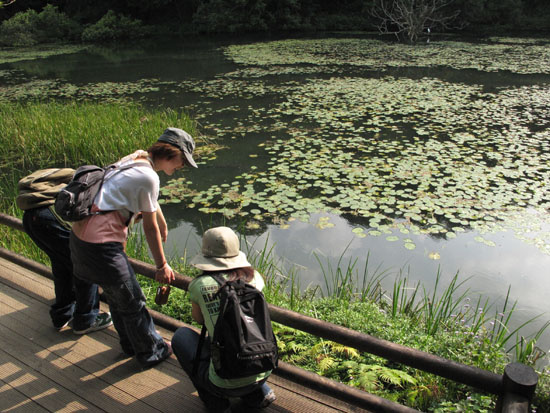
[246,222,260,229]
[428,252,441,260]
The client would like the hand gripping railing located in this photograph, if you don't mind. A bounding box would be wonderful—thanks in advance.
[0,212,538,412]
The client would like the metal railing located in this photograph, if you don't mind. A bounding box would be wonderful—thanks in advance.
[0,212,539,412]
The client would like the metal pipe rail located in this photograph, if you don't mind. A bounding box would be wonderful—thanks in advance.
[0,212,538,412]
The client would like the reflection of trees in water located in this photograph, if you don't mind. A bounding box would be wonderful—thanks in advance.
[7,38,550,250]
[163,206,269,237]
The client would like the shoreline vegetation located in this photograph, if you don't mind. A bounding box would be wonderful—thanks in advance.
[0,1,549,47]
[0,101,548,411]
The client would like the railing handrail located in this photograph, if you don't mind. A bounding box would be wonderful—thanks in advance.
[0,212,537,412]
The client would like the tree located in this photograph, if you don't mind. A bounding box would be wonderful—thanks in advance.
[371,0,460,43]
[0,0,16,7]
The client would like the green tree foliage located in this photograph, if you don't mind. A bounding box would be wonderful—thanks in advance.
[455,0,522,26]
[191,0,314,33]
[0,0,16,8]
[81,10,151,42]
[0,4,80,46]
[0,0,549,42]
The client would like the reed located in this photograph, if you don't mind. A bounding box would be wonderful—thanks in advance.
[242,233,306,310]
[0,100,199,209]
[1,100,549,409]
[389,268,422,319]
[421,269,471,335]
[314,242,388,303]
[312,253,549,367]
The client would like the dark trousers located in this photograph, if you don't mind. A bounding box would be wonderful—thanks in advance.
[69,233,169,367]
[22,207,99,329]
[172,327,271,411]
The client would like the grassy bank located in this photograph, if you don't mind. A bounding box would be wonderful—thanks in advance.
[0,99,204,263]
[0,101,548,411]
[114,229,550,411]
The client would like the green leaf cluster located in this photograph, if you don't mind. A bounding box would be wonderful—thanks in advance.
[0,5,80,46]
[82,10,152,43]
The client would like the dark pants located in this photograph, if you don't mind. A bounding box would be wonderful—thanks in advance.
[22,207,99,330]
[172,327,272,412]
[70,233,169,367]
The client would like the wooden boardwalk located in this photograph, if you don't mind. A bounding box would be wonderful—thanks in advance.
[0,256,369,413]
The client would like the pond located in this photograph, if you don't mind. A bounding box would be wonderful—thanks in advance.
[1,33,550,351]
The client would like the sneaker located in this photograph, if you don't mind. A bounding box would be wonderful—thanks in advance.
[53,317,73,330]
[139,341,172,370]
[73,312,113,335]
[259,390,276,408]
[243,389,276,409]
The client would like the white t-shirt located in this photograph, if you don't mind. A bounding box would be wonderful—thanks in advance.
[72,151,158,244]
[95,161,159,215]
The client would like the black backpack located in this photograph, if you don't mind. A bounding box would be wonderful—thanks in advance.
[194,274,278,379]
[54,162,142,222]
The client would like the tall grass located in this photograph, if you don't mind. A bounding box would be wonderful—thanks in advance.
[0,100,197,167]
[312,251,550,368]
[242,233,307,310]
[1,100,549,410]
[0,100,200,211]
[421,268,471,336]
[389,268,421,319]
[314,243,387,303]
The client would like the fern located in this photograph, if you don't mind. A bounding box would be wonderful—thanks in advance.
[347,363,417,392]
[378,368,417,387]
[287,341,309,353]
[330,342,361,359]
[308,340,360,359]
[357,370,379,391]
[318,355,336,373]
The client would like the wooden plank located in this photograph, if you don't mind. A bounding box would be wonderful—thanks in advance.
[0,380,49,413]
[0,351,96,412]
[0,286,203,413]
[268,374,371,413]
[0,257,55,304]
[0,323,158,412]
[0,256,369,413]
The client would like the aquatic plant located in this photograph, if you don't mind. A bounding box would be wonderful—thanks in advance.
[3,38,549,258]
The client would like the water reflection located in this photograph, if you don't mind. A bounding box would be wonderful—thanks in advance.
[3,34,550,353]
[164,209,550,351]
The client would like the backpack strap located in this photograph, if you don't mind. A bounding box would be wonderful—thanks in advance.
[97,161,153,225]
[210,273,226,287]
[192,273,226,377]
[192,325,207,377]
[102,160,151,183]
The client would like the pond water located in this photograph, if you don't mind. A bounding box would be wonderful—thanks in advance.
[2,33,550,352]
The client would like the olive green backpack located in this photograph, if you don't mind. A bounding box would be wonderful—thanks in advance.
[16,168,75,210]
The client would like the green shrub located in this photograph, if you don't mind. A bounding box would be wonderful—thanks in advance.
[0,5,80,46]
[35,4,81,42]
[0,9,40,46]
[191,0,314,33]
[532,367,550,412]
[81,10,151,42]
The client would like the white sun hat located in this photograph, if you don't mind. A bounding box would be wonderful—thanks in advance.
[190,226,251,271]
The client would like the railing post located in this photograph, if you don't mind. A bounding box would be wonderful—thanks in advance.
[496,362,538,413]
